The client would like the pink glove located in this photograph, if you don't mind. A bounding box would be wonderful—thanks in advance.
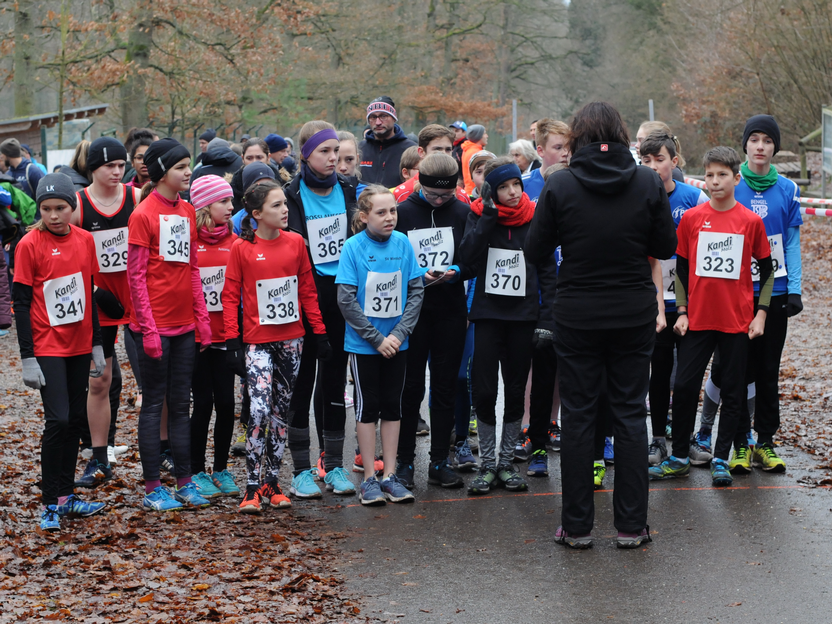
[197,320,212,350]
[143,330,163,360]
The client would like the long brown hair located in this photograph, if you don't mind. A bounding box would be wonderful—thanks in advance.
[352,184,393,234]
[567,102,630,156]
[240,179,283,243]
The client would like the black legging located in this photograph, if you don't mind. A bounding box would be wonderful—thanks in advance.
[648,311,680,436]
[190,346,236,474]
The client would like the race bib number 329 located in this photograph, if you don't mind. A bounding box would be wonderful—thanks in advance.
[695,231,743,280]
[92,227,128,273]
[159,215,190,263]
[43,272,86,327]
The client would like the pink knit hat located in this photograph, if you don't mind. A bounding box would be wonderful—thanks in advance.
[190,174,233,210]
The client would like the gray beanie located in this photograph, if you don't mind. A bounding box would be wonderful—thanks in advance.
[36,173,78,210]
[467,125,486,143]
[0,138,22,159]
[207,137,230,151]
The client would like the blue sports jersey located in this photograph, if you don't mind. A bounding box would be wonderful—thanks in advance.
[335,230,422,355]
[735,175,802,296]
[521,168,545,205]
[661,181,709,313]
[299,179,346,277]
[231,209,256,235]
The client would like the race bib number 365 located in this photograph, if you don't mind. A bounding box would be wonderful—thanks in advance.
[43,272,86,327]
[751,233,787,282]
[92,227,128,273]
[307,213,346,265]
[159,214,190,263]
[200,265,226,312]
[256,276,299,325]
[485,248,526,297]
[407,227,454,270]
[364,270,402,318]
[695,231,743,280]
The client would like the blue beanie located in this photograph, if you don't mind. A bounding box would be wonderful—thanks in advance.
[264,134,289,154]
[485,163,523,193]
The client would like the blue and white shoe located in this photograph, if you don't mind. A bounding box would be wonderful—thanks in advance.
[324,467,356,495]
[174,482,211,508]
[359,477,386,506]
[40,505,61,531]
[527,449,549,477]
[604,437,615,465]
[74,459,113,488]
[0,329,9,338]
[454,439,477,471]
[192,472,223,499]
[290,469,323,499]
[695,429,712,453]
[711,458,733,487]
[55,494,106,518]
[381,474,415,503]
[142,486,184,512]
[211,469,240,496]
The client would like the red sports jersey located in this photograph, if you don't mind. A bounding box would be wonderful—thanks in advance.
[392,173,470,205]
[195,230,237,344]
[676,201,771,333]
[128,191,198,329]
[13,225,99,357]
[222,231,325,344]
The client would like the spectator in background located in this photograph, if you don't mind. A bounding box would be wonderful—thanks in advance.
[265,133,296,176]
[0,138,44,199]
[20,145,48,175]
[123,129,156,184]
[359,96,416,188]
[57,140,92,191]
[196,128,217,165]
[189,138,243,187]
[449,121,467,181]
[461,125,488,196]
[530,120,538,146]
[398,146,421,184]
[509,139,541,175]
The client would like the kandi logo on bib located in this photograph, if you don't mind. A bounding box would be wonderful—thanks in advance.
[319,220,340,238]
[707,236,734,252]
[420,231,444,247]
[54,276,79,299]
[495,253,521,269]
[267,279,292,299]
[170,222,187,236]
[100,230,125,249]
[376,274,398,293]
[202,268,224,286]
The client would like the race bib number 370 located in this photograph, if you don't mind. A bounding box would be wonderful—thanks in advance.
[485,248,526,297]
[92,227,128,273]
[256,276,300,325]
[364,271,402,318]
[407,227,454,270]
[43,272,86,327]
[695,231,743,280]
[159,214,190,263]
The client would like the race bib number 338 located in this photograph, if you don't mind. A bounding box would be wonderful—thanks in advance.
[256,276,299,325]
[159,215,190,263]
[92,227,128,273]
[695,231,743,280]
[43,272,86,327]
[485,248,526,296]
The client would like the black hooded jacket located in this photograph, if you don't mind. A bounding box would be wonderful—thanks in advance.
[358,125,416,188]
[190,145,243,186]
[527,141,677,330]
[57,165,90,191]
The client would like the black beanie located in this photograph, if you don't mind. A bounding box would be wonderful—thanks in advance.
[87,137,128,172]
[742,115,780,155]
[199,128,217,142]
[144,138,191,183]
[36,173,78,210]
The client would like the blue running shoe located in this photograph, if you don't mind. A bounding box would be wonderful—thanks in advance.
[161,449,175,474]
[648,456,690,480]
[359,477,386,506]
[40,505,61,532]
[211,469,240,496]
[325,467,357,495]
[695,428,712,453]
[55,494,106,518]
[290,469,323,498]
[143,486,184,512]
[0,329,9,338]
[711,458,733,487]
[527,449,549,477]
[381,474,415,503]
[394,462,415,490]
[745,431,756,450]
[454,439,477,471]
[174,482,211,508]
[604,437,614,465]
[75,459,113,488]
[192,472,223,499]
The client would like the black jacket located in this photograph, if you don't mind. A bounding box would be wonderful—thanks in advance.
[527,141,677,330]
[459,206,557,329]
[191,146,243,187]
[395,193,474,315]
[57,165,90,191]
[230,162,291,214]
[358,125,416,188]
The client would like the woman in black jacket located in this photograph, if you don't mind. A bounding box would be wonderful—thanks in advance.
[528,101,677,549]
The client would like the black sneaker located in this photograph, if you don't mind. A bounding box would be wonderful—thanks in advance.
[394,462,415,490]
[160,449,175,474]
[416,418,430,436]
[427,459,464,488]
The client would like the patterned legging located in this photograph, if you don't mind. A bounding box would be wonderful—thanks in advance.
[245,338,303,488]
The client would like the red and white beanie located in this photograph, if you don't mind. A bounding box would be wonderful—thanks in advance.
[366,96,398,121]
[190,174,233,210]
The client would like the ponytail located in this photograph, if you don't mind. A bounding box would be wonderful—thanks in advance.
[140,180,157,203]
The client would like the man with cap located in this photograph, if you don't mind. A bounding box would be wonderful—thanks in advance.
[1,138,45,199]
[449,121,467,181]
[230,162,275,235]
[196,128,217,166]
[265,133,296,177]
[358,96,416,188]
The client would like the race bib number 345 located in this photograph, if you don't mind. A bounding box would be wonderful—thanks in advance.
[695,231,743,280]
[364,270,402,318]
[407,227,454,270]
[159,215,190,263]
[43,272,86,327]
[485,248,526,297]
[92,227,128,273]
[256,276,300,325]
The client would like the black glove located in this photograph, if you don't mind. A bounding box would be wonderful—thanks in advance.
[532,328,554,352]
[785,294,803,317]
[93,287,125,320]
[225,338,247,378]
[480,181,497,214]
[316,334,333,361]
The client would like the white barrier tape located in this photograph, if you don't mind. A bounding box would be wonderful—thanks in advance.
[683,177,832,214]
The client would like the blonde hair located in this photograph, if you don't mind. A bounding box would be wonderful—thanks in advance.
[413,152,458,194]
[299,120,336,162]
[337,130,362,181]
[352,184,393,234]
[195,206,214,230]
[535,119,570,152]
[542,163,567,181]
[638,121,686,168]
[69,140,91,181]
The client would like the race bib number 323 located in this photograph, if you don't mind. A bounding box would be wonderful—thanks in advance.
[695,231,743,280]
[159,215,190,263]
[256,276,299,325]
[485,248,526,296]
[43,272,86,327]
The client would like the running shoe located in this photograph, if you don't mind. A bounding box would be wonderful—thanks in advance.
[603,437,614,464]
[160,449,175,474]
[40,505,61,532]
[0,329,9,338]
[554,526,592,549]
[143,486,184,512]
[548,421,561,452]
[688,438,714,466]
[324,467,356,495]
[648,438,668,466]
[466,435,479,453]
[192,472,223,499]
[513,426,532,462]
[239,487,261,514]
[593,461,606,490]
[381,474,415,503]
[711,458,733,487]
[80,447,93,460]
[394,462,415,490]
[468,466,497,495]
[344,392,354,408]
[230,425,247,457]
[55,494,106,518]
[359,477,386,506]
[107,446,118,466]
[416,418,430,436]
[527,449,548,477]
[746,431,756,450]
[75,459,114,488]
[352,450,384,474]
[648,456,690,480]
[752,443,786,472]
[290,469,323,498]
[496,464,528,491]
[428,459,464,488]
[469,410,478,436]
[729,446,752,474]
[212,469,240,496]
[259,481,291,508]
[695,428,712,453]
[112,444,129,456]
[315,452,327,480]
[665,418,673,439]
[617,527,652,549]
[454,439,478,471]
[174,482,211,508]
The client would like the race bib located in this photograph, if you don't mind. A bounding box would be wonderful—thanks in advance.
[751,233,787,282]
[695,231,743,280]
[92,227,128,273]
[407,227,454,271]
[364,270,402,318]
[485,248,526,297]
[307,213,346,265]
[43,272,86,327]
[199,265,225,312]
[256,276,299,325]
[159,214,190,263]
[660,258,677,300]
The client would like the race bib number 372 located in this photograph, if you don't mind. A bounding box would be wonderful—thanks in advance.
[43,272,86,327]
[159,215,190,263]
[407,227,454,270]
[695,231,743,280]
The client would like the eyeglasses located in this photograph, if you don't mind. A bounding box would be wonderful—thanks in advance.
[423,190,455,201]
[368,113,391,122]
[133,154,144,162]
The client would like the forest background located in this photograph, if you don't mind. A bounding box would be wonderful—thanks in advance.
[0,0,831,168]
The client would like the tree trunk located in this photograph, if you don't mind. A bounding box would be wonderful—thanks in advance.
[13,0,35,117]
[120,2,153,132]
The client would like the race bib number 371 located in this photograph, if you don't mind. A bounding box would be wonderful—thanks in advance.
[256,276,300,325]
[43,272,86,327]
[485,248,526,297]
[364,271,402,318]
[92,227,128,273]
[159,214,190,263]
[695,231,743,280]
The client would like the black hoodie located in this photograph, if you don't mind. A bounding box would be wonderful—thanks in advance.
[527,141,677,330]
[190,145,243,186]
[57,165,90,191]
[358,125,416,188]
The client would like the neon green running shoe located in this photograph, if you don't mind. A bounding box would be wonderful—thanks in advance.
[729,446,752,474]
[593,461,606,490]
[647,456,690,480]
[752,443,786,472]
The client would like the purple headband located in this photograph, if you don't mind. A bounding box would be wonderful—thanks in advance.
[301,128,340,160]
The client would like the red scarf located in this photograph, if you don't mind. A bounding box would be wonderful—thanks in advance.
[198,223,232,245]
[470,193,535,227]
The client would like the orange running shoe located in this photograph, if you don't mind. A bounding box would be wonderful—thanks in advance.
[316,452,327,480]
[238,487,261,514]
[353,450,384,474]
[259,482,292,509]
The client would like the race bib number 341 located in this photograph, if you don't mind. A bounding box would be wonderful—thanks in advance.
[256,276,300,325]
[407,227,454,270]
[43,272,86,327]
[159,215,190,263]
[695,231,743,280]
[485,248,526,297]
[364,270,402,318]
[92,227,128,273]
